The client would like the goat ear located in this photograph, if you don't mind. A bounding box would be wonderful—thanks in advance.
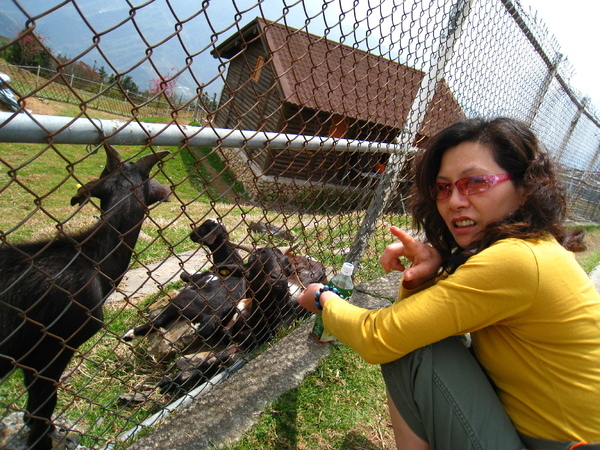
[103,143,122,172]
[280,255,294,277]
[147,178,171,204]
[135,151,170,176]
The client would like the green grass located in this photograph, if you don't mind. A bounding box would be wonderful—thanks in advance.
[579,250,600,273]
[213,345,394,450]
[0,143,199,242]
[569,224,600,273]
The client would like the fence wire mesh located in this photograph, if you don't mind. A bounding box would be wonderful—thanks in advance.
[0,0,599,448]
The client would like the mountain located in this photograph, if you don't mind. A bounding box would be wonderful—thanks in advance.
[0,0,332,101]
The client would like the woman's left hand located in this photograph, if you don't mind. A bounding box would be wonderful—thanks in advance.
[297,283,327,314]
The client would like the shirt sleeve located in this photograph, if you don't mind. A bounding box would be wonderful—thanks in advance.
[322,239,540,364]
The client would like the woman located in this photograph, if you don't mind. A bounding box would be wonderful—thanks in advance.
[298,117,600,449]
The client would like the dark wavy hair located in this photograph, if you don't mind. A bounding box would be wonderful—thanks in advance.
[410,117,585,273]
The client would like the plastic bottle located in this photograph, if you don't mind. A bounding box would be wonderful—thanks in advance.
[311,262,354,343]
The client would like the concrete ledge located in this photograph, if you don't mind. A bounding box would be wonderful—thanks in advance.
[127,289,391,449]
[128,318,329,449]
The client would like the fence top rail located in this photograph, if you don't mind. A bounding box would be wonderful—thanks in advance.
[500,0,599,127]
[0,112,402,153]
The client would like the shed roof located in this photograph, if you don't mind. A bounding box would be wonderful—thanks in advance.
[213,17,463,137]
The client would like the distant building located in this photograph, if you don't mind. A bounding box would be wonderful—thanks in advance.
[210,17,464,204]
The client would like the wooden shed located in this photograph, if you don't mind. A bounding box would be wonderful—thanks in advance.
[210,17,464,193]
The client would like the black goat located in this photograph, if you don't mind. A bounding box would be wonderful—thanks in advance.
[122,266,248,346]
[124,218,326,394]
[247,220,295,242]
[188,217,244,266]
[0,144,170,450]
[120,247,290,348]
[122,218,249,351]
[156,246,294,393]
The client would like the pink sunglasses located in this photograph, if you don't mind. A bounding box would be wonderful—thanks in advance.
[431,173,515,201]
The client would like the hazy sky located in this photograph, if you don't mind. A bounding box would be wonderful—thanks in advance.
[520,0,600,112]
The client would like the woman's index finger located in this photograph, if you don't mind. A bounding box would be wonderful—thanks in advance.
[390,226,416,247]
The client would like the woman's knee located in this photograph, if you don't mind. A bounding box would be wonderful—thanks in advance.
[380,337,524,450]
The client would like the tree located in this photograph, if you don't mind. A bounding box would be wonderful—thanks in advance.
[120,75,139,94]
[149,67,178,99]
[97,66,108,84]
[5,30,52,69]
[56,56,100,83]
[107,74,140,94]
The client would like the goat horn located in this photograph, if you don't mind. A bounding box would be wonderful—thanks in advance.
[135,151,170,176]
[229,241,299,254]
[103,143,122,172]
[278,241,300,254]
[229,241,254,253]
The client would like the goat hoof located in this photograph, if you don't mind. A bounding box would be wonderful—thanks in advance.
[122,329,135,342]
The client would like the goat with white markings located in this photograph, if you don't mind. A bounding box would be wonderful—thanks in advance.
[122,218,249,344]
[188,217,244,267]
[122,219,297,347]
[123,218,327,393]
[157,246,294,393]
[0,144,170,450]
[122,265,248,347]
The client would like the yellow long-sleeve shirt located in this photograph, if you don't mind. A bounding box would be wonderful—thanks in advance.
[323,237,600,441]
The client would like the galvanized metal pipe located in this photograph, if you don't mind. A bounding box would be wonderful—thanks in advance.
[0,112,399,153]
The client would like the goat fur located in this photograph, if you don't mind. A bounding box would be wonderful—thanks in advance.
[0,144,169,450]
[124,218,327,394]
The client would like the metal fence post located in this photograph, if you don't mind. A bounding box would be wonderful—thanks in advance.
[568,141,600,218]
[528,53,562,126]
[345,0,474,267]
[554,97,589,164]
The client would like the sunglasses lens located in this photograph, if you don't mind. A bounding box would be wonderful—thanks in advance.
[458,177,490,195]
[432,174,512,201]
[432,184,452,200]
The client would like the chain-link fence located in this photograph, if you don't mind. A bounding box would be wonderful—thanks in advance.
[0,63,204,121]
[1,0,599,448]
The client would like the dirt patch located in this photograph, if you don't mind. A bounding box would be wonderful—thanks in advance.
[17,96,82,116]
[23,97,62,115]
[583,231,600,253]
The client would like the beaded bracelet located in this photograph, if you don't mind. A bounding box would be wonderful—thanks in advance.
[314,285,345,310]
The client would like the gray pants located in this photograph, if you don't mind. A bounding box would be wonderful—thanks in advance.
[381,337,588,450]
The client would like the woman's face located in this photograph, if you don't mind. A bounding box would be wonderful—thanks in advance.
[435,141,523,249]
